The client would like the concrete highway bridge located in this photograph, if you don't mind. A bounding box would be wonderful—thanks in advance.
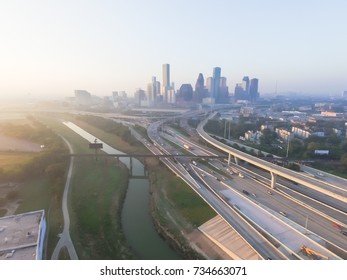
[197,113,347,205]
[69,153,227,159]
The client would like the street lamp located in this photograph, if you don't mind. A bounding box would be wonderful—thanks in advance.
[286,137,290,158]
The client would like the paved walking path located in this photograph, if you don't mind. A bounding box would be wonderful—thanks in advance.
[51,137,78,260]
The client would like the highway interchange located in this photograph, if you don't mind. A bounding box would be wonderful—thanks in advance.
[138,109,347,260]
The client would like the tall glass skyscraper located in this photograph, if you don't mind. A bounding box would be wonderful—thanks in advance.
[162,64,170,103]
[212,67,221,100]
[249,78,259,102]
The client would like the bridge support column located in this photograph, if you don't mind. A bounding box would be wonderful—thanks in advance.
[234,157,239,165]
[228,153,231,166]
[270,172,277,189]
[130,156,133,176]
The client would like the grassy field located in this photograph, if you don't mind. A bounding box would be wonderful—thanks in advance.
[69,156,133,259]
[0,154,65,258]
[152,165,216,226]
[37,113,134,259]
[13,176,62,258]
[0,152,35,173]
[0,116,69,259]
[146,158,216,259]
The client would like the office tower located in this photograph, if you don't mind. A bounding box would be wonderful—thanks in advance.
[249,78,259,102]
[178,84,193,101]
[134,89,146,106]
[219,77,227,88]
[156,81,161,95]
[75,90,91,105]
[162,64,170,87]
[112,91,118,101]
[152,76,157,103]
[242,76,250,96]
[119,91,127,99]
[194,73,205,102]
[234,83,244,101]
[168,89,176,104]
[195,73,204,91]
[162,64,170,103]
[212,67,221,100]
[218,77,229,103]
[206,77,213,96]
[147,83,153,103]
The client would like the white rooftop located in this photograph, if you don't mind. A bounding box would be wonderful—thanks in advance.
[0,210,45,260]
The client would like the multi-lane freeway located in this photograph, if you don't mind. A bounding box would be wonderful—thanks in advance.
[197,112,347,204]
[143,110,347,259]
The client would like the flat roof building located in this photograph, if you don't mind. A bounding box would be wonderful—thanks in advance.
[0,210,46,260]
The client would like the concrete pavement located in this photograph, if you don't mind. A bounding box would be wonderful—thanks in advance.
[51,136,78,260]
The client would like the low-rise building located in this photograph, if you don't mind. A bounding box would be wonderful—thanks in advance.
[275,128,294,141]
[245,130,262,143]
[292,127,311,139]
[0,210,46,260]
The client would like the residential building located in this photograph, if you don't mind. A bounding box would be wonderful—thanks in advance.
[275,128,294,141]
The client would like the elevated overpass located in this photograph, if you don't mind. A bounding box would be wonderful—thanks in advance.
[197,113,347,205]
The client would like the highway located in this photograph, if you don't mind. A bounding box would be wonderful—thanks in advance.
[157,115,347,258]
[197,112,347,204]
[166,124,347,253]
[146,119,289,260]
[193,166,342,259]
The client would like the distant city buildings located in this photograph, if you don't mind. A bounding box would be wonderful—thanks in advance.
[72,64,264,109]
[234,77,259,103]
[75,90,92,106]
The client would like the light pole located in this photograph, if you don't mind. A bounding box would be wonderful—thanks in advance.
[286,137,290,158]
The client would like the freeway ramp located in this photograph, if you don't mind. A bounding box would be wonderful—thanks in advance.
[220,187,342,260]
[199,215,262,260]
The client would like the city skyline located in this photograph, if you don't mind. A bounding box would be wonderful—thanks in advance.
[1,0,347,99]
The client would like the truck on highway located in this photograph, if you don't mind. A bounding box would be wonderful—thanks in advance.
[192,160,197,166]
[183,144,191,150]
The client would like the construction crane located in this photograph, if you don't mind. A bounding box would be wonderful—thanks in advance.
[300,245,329,260]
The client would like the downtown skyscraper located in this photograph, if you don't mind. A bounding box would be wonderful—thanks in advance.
[162,64,170,103]
[211,67,221,100]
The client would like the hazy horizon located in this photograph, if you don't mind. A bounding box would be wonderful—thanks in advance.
[1,0,346,99]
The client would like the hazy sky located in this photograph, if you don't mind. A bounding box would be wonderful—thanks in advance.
[1,0,347,99]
